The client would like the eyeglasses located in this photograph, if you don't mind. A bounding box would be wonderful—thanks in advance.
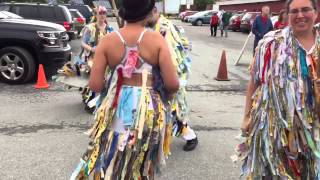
[288,7,314,15]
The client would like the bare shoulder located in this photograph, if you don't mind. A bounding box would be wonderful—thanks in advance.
[99,32,120,47]
[144,30,164,40]
[143,30,166,48]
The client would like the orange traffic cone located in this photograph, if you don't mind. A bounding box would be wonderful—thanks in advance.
[34,64,49,89]
[215,50,230,81]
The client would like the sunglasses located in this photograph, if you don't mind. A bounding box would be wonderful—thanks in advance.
[98,11,106,15]
[288,7,314,15]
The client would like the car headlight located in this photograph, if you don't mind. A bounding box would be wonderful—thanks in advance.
[37,31,66,47]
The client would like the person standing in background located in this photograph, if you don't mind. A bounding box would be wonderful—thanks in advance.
[221,10,232,37]
[146,8,199,151]
[251,6,273,54]
[210,12,219,37]
[274,9,289,29]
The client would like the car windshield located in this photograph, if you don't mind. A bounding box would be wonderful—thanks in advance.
[242,13,253,20]
[193,11,210,16]
[2,11,22,18]
[0,11,22,19]
[0,12,7,19]
[70,10,81,18]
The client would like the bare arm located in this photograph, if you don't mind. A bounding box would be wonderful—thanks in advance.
[241,74,258,134]
[89,38,108,92]
[81,28,95,52]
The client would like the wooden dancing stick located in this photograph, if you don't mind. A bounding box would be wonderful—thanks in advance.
[234,32,253,66]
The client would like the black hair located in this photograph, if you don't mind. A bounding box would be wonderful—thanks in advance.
[285,0,318,12]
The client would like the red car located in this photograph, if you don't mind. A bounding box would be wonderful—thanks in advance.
[229,13,244,31]
[179,10,198,22]
[240,12,261,33]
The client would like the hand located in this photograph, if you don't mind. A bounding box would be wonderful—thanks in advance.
[314,79,320,103]
[91,46,96,53]
[241,115,251,136]
[314,79,320,88]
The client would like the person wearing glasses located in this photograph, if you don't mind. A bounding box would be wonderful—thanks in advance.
[252,6,273,55]
[79,6,114,112]
[237,0,320,179]
[55,6,113,113]
[70,0,179,179]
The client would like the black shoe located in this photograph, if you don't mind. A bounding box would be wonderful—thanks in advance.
[183,137,198,151]
[84,105,95,114]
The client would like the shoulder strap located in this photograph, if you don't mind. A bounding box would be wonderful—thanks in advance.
[115,31,126,45]
[137,29,148,44]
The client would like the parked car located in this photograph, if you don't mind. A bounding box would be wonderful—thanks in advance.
[240,12,260,33]
[179,10,198,22]
[188,10,218,26]
[0,3,78,40]
[0,11,71,84]
[229,13,244,31]
[64,4,93,23]
[271,15,279,27]
[69,9,86,37]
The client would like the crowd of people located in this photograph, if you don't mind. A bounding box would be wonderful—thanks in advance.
[53,0,320,179]
[210,6,291,55]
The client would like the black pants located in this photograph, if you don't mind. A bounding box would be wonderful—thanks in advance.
[210,25,218,36]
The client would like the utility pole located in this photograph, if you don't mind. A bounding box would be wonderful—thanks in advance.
[162,0,165,15]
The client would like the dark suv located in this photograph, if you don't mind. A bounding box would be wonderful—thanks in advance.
[0,3,78,40]
[0,11,71,84]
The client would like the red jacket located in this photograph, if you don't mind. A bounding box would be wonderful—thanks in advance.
[210,15,219,25]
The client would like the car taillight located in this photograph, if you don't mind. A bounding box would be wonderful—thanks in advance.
[76,17,85,24]
[63,21,71,31]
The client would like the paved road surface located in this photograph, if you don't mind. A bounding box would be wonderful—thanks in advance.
[0,19,255,179]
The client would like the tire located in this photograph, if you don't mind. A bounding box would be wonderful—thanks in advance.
[196,19,203,26]
[0,47,36,84]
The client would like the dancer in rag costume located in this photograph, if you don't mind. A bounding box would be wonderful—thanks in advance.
[54,6,113,112]
[235,0,320,179]
[70,0,179,179]
[146,8,198,151]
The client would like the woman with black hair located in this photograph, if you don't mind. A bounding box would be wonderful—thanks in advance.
[70,0,179,179]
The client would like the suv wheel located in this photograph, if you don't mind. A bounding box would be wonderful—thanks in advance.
[196,19,203,26]
[0,47,36,84]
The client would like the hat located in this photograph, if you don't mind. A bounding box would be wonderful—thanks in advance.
[119,0,155,22]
